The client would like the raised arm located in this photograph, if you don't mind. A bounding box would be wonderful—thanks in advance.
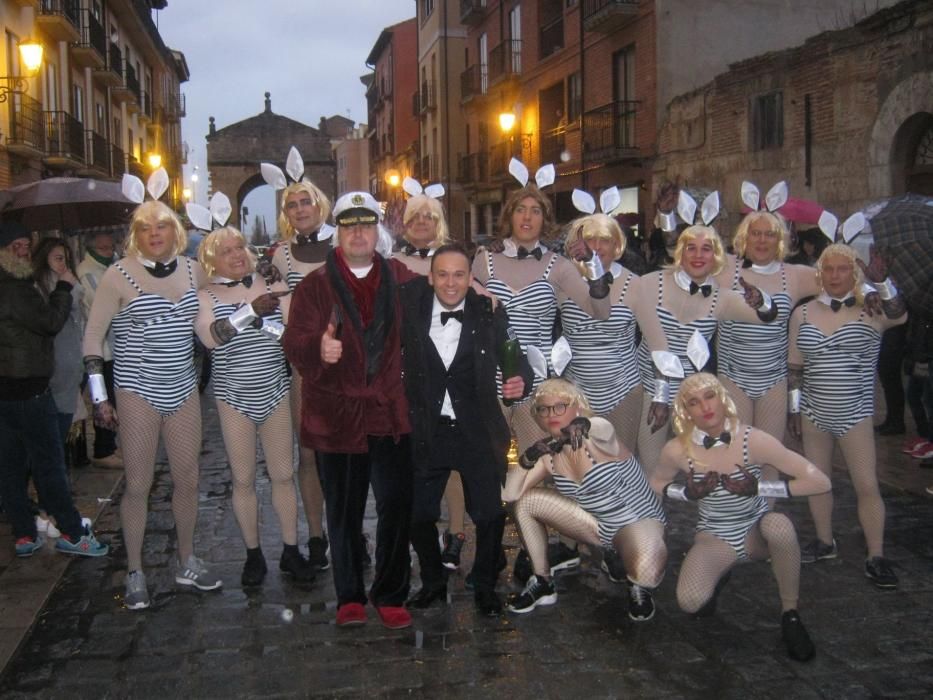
[549,255,612,320]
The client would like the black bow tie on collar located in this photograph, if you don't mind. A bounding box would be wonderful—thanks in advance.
[143,259,178,278]
[221,276,253,289]
[689,281,712,297]
[440,309,464,326]
[516,246,543,261]
[702,432,732,449]
[830,297,856,312]
[742,257,753,269]
[294,231,318,246]
[404,244,431,259]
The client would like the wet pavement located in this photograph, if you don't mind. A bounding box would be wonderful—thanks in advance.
[1,392,932,698]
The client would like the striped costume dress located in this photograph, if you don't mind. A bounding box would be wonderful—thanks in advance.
[717,262,792,399]
[282,245,305,291]
[110,258,199,415]
[636,272,719,397]
[691,427,769,559]
[205,287,289,423]
[484,251,559,399]
[561,264,639,414]
[796,301,880,437]
[552,450,665,548]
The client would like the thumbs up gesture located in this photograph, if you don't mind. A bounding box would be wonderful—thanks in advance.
[320,307,343,364]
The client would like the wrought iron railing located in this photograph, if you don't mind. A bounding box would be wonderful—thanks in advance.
[85,129,108,171]
[45,110,85,163]
[488,39,522,83]
[7,90,44,152]
[582,100,639,158]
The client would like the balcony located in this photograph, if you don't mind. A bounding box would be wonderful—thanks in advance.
[582,100,640,163]
[78,129,108,175]
[582,0,640,33]
[418,82,436,115]
[162,91,185,122]
[540,124,568,166]
[111,142,126,176]
[460,0,486,25]
[44,110,85,168]
[95,42,123,87]
[457,152,488,185]
[488,39,521,87]
[420,154,434,182]
[539,15,564,59]
[6,90,45,158]
[460,64,487,102]
[125,64,141,111]
[71,10,106,69]
[138,91,152,123]
[488,140,522,179]
[37,0,81,42]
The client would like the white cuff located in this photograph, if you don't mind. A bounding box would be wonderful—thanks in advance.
[652,379,671,404]
[652,350,685,379]
[229,304,258,331]
[664,483,689,502]
[873,278,897,301]
[88,374,108,404]
[788,388,801,414]
[259,319,285,341]
[758,291,772,312]
[758,480,790,498]
[657,211,677,233]
[584,255,605,281]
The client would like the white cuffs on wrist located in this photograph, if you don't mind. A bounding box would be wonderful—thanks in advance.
[652,379,671,404]
[758,291,772,312]
[229,304,258,331]
[788,388,801,414]
[88,374,108,404]
[664,483,689,502]
[758,480,790,498]
[873,278,897,301]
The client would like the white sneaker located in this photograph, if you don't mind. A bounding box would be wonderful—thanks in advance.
[35,515,61,539]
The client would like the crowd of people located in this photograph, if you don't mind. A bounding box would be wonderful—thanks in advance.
[0,160,924,664]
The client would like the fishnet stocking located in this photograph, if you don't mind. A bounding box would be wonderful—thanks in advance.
[443,472,466,534]
[117,389,201,571]
[601,386,643,455]
[513,489,599,577]
[635,392,672,479]
[676,531,737,613]
[611,517,666,588]
[291,373,325,537]
[745,512,800,610]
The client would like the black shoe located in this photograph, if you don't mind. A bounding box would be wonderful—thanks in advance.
[549,542,581,573]
[474,589,503,617]
[694,571,732,617]
[466,548,507,591]
[601,548,627,583]
[361,534,372,568]
[406,585,447,609]
[441,530,466,570]
[781,610,815,662]
[800,537,837,564]
[875,421,905,436]
[865,556,898,590]
[627,583,655,622]
[307,535,330,570]
[507,575,558,614]
[279,545,316,584]
[241,548,267,587]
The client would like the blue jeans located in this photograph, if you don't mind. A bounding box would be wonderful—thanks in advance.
[0,391,82,540]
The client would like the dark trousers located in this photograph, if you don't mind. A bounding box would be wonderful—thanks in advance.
[410,420,505,594]
[317,435,413,607]
[92,360,118,458]
[878,324,907,425]
[0,391,83,540]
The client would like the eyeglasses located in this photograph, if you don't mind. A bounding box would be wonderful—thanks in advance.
[534,402,570,417]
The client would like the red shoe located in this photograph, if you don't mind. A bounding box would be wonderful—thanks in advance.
[902,437,927,454]
[375,605,412,630]
[335,602,367,627]
[912,442,933,459]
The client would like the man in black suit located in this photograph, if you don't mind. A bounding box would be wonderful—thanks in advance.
[400,243,532,616]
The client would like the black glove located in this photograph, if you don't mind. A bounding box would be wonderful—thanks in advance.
[588,271,613,299]
[519,439,563,469]
[561,417,591,450]
[720,464,758,497]
[685,468,720,500]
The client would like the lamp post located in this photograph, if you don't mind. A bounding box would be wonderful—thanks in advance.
[0,38,44,102]
[147,152,162,170]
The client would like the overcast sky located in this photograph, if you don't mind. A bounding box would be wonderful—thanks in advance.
[154,1,414,235]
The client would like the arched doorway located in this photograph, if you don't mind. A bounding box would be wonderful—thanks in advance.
[894,115,933,195]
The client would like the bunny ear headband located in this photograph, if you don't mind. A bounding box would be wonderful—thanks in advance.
[676,189,721,227]
[571,186,621,216]
[260,146,307,190]
[741,181,789,213]
[122,168,170,204]
[508,157,555,190]
[817,210,866,244]
[402,176,445,200]
[185,192,233,233]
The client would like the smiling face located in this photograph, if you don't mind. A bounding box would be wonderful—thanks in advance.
[405,204,438,248]
[212,234,251,280]
[819,253,857,298]
[680,232,716,280]
[284,190,322,236]
[429,250,471,310]
[135,216,177,262]
[510,196,544,245]
[683,385,727,435]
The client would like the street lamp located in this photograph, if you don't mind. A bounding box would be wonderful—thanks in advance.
[498,111,517,134]
[0,38,44,103]
[182,188,192,202]
[384,168,400,188]
[147,152,162,169]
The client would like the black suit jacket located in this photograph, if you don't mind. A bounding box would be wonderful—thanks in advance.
[399,277,533,478]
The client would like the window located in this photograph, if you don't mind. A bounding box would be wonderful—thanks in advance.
[96,102,104,132]
[113,116,121,146]
[509,5,523,72]
[612,45,636,147]
[750,91,783,151]
[539,0,562,59]
[478,33,488,94]
[45,62,57,111]
[72,84,84,122]
[420,0,435,22]
[567,71,582,122]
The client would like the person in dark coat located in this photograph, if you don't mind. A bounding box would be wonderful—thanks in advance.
[400,244,532,616]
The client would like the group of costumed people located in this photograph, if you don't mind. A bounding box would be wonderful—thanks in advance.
[62,149,904,664]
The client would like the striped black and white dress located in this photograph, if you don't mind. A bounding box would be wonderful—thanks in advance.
[111,258,199,415]
[636,272,719,397]
[282,245,305,291]
[205,285,289,423]
[552,451,665,548]
[561,264,639,414]
[690,426,769,560]
[797,301,880,437]
[484,251,559,399]
[717,262,792,399]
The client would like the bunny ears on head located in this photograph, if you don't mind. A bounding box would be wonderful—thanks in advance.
[185,192,233,233]
[676,190,721,228]
[122,168,170,204]
[741,181,788,213]
[402,177,445,199]
[509,157,555,190]
[260,146,307,190]
[817,210,867,244]
[571,187,621,216]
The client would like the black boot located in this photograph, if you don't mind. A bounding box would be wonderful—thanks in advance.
[241,547,267,587]
[280,544,316,584]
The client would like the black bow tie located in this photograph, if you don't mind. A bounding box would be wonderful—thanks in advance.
[702,432,732,449]
[220,276,253,289]
[294,231,319,246]
[143,259,178,278]
[689,281,712,297]
[742,257,753,269]
[404,244,431,259]
[440,309,464,326]
[516,246,543,260]
[830,297,856,312]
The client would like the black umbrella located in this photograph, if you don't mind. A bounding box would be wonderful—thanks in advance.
[0,177,134,232]
[864,193,933,311]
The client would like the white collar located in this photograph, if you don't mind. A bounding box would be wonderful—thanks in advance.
[817,291,855,307]
[209,274,254,284]
[432,296,465,317]
[745,260,781,275]
[690,418,735,447]
[138,255,176,269]
[673,269,713,292]
[350,263,373,279]
[502,238,547,259]
[610,261,624,279]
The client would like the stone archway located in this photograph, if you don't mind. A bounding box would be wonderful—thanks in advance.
[866,71,933,199]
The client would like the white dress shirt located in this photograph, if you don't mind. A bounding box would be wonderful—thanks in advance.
[429,296,465,419]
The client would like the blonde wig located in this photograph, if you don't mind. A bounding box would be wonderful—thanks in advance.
[197,227,256,278]
[497,185,557,241]
[565,213,625,275]
[124,200,187,259]
[672,372,739,464]
[531,378,593,430]
[277,180,333,242]
[402,194,450,247]
[816,243,865,304]
[732,210,789,260]
[670,225,727,277]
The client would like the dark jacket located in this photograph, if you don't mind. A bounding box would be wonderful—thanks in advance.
[399,277,534,478]
[283,251,416,454]
[0,249,73,396]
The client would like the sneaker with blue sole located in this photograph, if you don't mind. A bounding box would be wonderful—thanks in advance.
[55,528,108,557]
[15,535,45,558]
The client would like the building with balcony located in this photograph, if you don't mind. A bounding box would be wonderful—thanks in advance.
[0,0,189,210]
